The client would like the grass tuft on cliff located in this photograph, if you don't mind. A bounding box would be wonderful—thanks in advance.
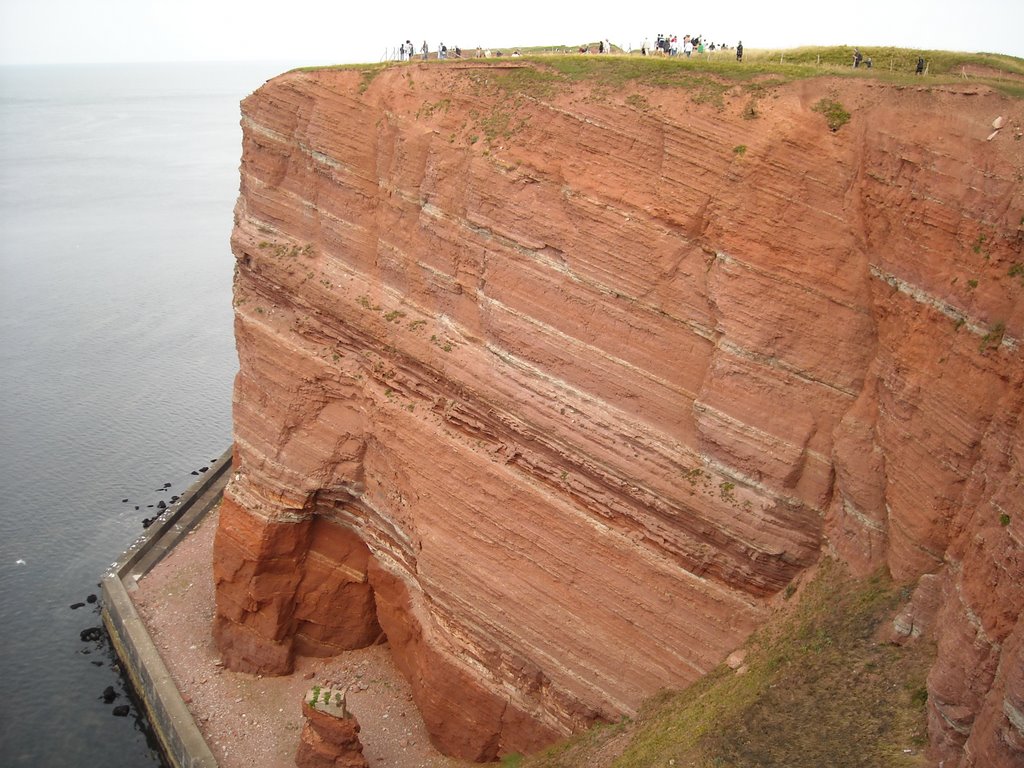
[812,97,852,131]
[521,559,933,768]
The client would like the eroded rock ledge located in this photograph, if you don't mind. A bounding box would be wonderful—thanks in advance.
[213,62,1024,765]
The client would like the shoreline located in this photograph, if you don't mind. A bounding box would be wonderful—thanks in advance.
[101,448,231,768]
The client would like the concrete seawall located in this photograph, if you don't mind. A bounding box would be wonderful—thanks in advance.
[101,448,232,768]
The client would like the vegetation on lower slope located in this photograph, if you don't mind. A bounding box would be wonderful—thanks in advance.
[516,559,934,768]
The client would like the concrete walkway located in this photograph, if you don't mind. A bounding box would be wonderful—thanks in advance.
[101,448,232,768]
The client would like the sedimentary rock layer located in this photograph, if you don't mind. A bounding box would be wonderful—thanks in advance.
[214,61,1024,764]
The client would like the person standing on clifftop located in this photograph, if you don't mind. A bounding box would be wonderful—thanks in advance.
[916,55,925,74]
[736,41,743,61]
[421,40,428,60]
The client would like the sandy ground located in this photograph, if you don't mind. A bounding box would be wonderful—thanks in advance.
[131,508,471,768]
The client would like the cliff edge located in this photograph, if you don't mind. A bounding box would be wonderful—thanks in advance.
[212,59,1024,765]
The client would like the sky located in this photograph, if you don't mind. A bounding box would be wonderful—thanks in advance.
[1,0,1022,66]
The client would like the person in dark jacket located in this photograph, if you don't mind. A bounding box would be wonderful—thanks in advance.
[736,41,743,62]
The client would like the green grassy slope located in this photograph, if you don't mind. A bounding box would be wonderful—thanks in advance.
[517,560,934,768]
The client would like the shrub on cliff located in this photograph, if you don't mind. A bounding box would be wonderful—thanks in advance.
[812,97,851,131]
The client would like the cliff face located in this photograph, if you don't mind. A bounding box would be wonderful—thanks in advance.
[213,61,1024,764]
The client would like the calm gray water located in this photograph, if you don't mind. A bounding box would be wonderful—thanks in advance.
[0,61,288,766]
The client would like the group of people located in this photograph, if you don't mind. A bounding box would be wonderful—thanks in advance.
[393,36,746,62]
[641,35,742,60]
[854,47,928,74]
[392,37,749,62]
[397,40,464,61]
[395,40,931,74]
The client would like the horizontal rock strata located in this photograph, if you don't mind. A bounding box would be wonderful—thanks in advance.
[214,62,1024,764]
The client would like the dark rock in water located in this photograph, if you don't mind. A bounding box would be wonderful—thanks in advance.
[147,504,154,508]
[190,470,199,476]
[80,627,102,642]
[86,594,97,604]
[211,458,218,462]
[163,482,172,488]
[199,466,209,473]
[157,500,166,510]
[142,518,153,529]
[170,495,179,502]
[70,602,86,610]
[121,498,128,503]
[101,686,117,703]
[112,705,130,717]
[134,505,140,510]
[91,661,104,667]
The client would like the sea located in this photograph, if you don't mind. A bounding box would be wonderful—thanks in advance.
[0,60,297,766]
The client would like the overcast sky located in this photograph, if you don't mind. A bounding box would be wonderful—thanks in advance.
[2,0,1022,66]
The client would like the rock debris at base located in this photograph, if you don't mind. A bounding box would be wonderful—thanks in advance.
[131,508,469,768]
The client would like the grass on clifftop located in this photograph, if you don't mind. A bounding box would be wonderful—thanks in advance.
[304,45,1024,100]
[530,46,1023,96]
[518,559,933,768]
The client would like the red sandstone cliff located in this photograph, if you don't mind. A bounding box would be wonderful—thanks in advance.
[213,61,1024,765]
